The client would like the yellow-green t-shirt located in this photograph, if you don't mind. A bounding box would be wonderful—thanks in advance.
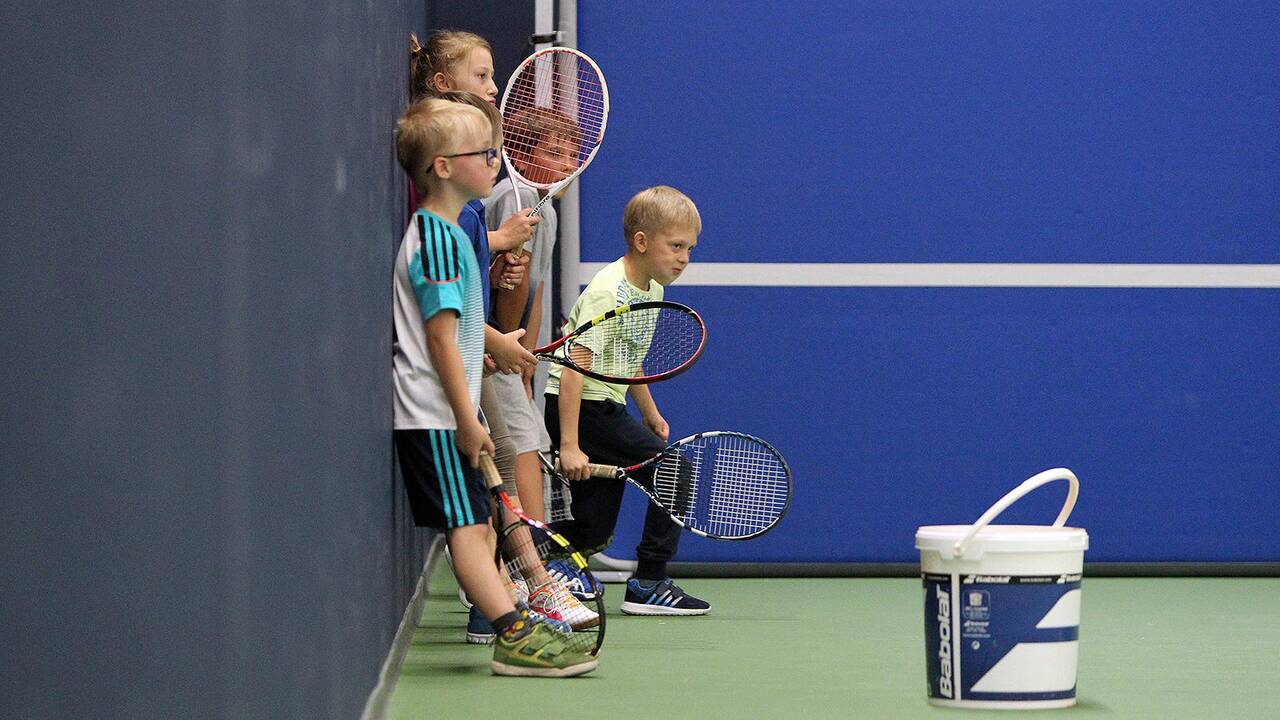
[545,258,663,405]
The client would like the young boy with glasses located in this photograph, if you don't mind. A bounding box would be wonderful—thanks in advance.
[392,98,596,676]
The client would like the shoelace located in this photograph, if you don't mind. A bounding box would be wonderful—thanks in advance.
[550,583,585,611]
[548,563,599,595]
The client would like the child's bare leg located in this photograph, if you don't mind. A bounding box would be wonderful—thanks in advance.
[494,491,554,587]
[514,451,545,521]
[448,524,516,621]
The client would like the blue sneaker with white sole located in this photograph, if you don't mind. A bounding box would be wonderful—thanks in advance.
[466,606,496,644]
[620,577,710,616]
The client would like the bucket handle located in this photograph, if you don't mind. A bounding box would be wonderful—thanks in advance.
[954,468,1079,559]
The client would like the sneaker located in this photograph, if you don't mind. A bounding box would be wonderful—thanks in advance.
[516,600,573,635]
[524,584,569,624]
[509,577,530,605]
[530,581,600,630]
[619,578,711,616]
[492,617,598,677]
[471,602,570,645]
[466,606,496,644]
[544,559,604,601]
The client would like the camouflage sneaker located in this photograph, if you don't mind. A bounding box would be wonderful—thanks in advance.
[491,616,598,678]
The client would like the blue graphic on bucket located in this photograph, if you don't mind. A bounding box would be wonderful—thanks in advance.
[924,572,1081,702]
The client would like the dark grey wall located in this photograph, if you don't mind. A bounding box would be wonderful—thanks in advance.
[1,2,435,718]
[428,0,536,91]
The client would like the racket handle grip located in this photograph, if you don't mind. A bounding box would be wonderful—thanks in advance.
[586,462,617,478]
[552,458,619,478]
[478,452,502,490]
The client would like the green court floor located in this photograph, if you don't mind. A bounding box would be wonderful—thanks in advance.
[387,564,1277,719]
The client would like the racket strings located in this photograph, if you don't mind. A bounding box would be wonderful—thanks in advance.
[504,57,606,129]
[498,522,602,656]
[566,306,702,380]
[653,434,791,537]
[505,72,606,124]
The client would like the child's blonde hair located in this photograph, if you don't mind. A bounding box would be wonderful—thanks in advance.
[432,90,503,143]
[409,31,493,102]
[395,98,492,192]
[623,186,702,244]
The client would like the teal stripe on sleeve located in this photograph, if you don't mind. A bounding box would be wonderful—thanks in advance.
[422,210,442,280]
[436,218,457,279]
[426,214,442,281]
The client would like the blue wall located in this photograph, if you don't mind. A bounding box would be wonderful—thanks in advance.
[577,2,1280,562]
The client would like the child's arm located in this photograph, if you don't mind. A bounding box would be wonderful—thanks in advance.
[490,259,531,333]
[522,284,544,350]
[557,368,591,481]
[486,190,538,331]
[519,284,545,398]
[484,325,536,375]
[629,385,669,442]
[488,252,529,309]
[425,312,493,466]
[488,208,540,253]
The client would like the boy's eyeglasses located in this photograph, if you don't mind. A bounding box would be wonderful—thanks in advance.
[441,147,499,167]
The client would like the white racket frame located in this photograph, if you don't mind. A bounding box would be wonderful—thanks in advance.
[499,46,610,225]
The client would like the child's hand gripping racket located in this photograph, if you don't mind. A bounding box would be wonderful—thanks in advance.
[532,301,706,384]
[478,453,605,656]
[544,431,793,541]
[496,46,608,289]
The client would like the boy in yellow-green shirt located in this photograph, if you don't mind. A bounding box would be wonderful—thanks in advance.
[545,186,711,616]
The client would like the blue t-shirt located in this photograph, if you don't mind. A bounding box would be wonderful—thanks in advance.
[456,199,491,320]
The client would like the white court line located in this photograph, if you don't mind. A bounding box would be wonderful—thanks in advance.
[575,262,1280,288]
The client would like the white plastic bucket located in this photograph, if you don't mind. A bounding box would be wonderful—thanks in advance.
[916,468,1089,710]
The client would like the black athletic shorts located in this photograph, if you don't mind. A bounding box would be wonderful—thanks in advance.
[394,429,491,530]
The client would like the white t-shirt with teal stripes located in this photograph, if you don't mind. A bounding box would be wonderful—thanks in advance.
[393,209,485,429]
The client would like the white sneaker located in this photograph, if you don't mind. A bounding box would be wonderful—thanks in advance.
[509,577,530,605]
[530,581,600,630]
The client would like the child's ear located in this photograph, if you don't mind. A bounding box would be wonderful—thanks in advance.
[430,72,452,91]
[432,155,451,178]
[632,231,647,253]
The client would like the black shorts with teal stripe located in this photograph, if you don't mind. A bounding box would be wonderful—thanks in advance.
[394,429,491,529]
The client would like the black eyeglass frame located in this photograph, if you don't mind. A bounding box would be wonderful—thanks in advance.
[440,147,499,166]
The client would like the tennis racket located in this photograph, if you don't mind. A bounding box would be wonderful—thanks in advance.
[479,454,605,656]
[543,431,793,540]
[495,47,607,289]
[532,300,706,384]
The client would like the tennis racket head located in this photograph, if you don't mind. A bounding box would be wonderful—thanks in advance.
[536,301,707,384]
[637,431,793,540]
[495,520,605,656]
[499,47,608,190]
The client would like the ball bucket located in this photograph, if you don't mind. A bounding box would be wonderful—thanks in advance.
[916,468,1088,709]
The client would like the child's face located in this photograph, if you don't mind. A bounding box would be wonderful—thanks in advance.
[517,133,578,186]
[638,227,698,286]
[447,48,498,103]
[444,124,500,200]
